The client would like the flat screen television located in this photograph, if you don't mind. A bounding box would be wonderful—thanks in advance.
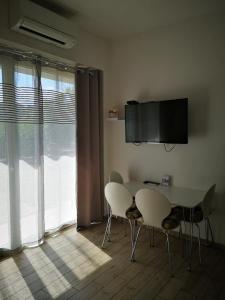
[125,98,188,144]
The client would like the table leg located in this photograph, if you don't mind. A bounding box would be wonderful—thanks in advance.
[182,208,187,258]
[148,226,151,247]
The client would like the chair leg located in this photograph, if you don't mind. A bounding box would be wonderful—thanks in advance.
[148,226,152,247]
[152,226,155,247]
[178,223,182,239]
[124,219,127,237]
[187,208,194,271]
[130,224,142,262]
[195,223,202,264]
[108,215,112,241]
[107,203,110,219]
[182,208,188,258]
[148,226,155,247]
[133,220,137,245]
[207,217,214,244]
[129,219,134,250]
[101,214,112,248]
[106,204,112,241]
[205,218,209,245]
[179,222,186,258]
[165,232,173,276]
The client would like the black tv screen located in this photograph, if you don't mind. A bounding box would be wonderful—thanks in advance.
[125,98,188,144]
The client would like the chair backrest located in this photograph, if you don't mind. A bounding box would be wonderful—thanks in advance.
[105,182,133,218]
[135,189,171,229]
[201,184,216,217]
[109,171,124,184]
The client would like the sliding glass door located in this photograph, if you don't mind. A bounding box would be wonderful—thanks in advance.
[0,55,76,251]
[41,66,76,232]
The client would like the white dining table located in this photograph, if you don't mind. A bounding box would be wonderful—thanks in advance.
[124,181,206,209]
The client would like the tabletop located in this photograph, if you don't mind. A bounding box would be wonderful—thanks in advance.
[124,181,206,208]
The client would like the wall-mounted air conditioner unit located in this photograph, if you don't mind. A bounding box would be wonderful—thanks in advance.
[9,0,77,49]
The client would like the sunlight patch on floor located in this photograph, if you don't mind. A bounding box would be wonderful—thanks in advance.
[0,258,34,298]
[44,233,112,281]
[0,229,112,299]
[24,249,72,298]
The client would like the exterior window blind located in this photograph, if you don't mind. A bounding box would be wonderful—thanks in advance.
[0,62,75,124]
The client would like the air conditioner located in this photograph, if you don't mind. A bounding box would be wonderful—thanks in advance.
[9,0,77,49]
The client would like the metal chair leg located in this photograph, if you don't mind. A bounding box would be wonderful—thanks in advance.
[129,219,134,250]
[182,208,188,258]
[124,219,127,237]
[133,220,137,246]
[205,218,209,245]
[108,217,112,241]
[178,223,182,239]
[148,226,154,247]
[101,214,112,248]
[207,217,214,244]
[148,226,152,247]
[165,232,173,276]
[187,208,194,271]
[130,224,142,262]
[195,223,202,264]
[179,222,185,258]
[107,202,110,219]
[152,226,155,247]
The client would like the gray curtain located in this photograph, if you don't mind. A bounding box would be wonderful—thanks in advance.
[76,68,104,228]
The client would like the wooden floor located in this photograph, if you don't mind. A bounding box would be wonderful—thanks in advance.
[0,220,225,300]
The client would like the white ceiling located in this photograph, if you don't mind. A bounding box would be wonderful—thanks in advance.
[34,0,225,40]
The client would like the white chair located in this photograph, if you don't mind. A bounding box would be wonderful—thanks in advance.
[131,189,180,274]
[108,171,125,231]
[173,184,216,264]
[109,171,124,184]
[101,182,133,248]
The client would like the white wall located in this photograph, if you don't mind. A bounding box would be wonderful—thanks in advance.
[107,13,225,244]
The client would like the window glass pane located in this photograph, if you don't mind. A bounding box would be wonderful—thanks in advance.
[15,64,36,87]
[0,123,10,248]
[14,63,40,243]
[41,67,76,229]
[15,63,37,160]
[0,66,3,102]
[14,62,36,105]
[41,67,75,94]
[44,123,76,229]
[0,65,10,248]
[18,123,40,244]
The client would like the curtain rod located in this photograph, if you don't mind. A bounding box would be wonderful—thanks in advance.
[0,44,77,72]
